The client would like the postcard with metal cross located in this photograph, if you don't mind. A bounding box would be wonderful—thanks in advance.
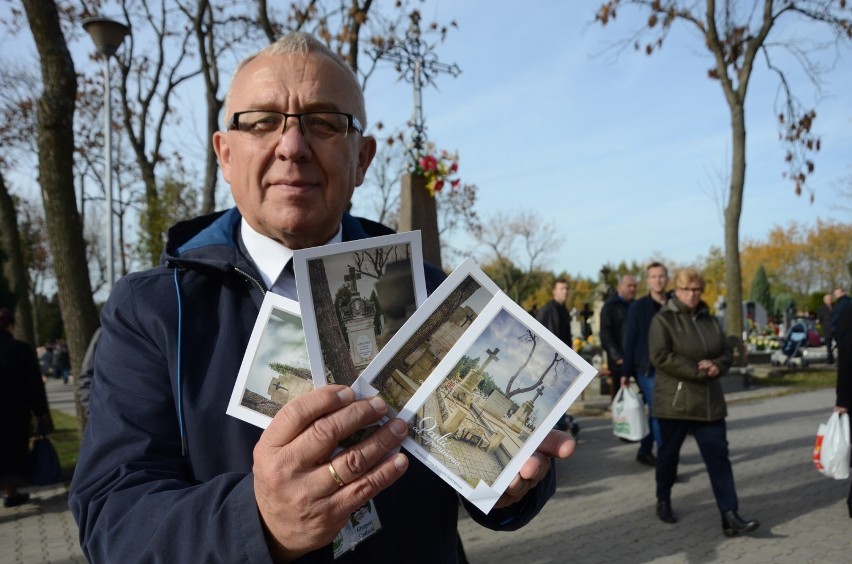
[394,291,597,514]
[226,292,311,429]
[293,231,427,388]
[352,258,502,416]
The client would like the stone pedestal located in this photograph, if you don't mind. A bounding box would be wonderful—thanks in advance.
[442,406,467,434]
[399,172,441,268]
[452,370,483,406]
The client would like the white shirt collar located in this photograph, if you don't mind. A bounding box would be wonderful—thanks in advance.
[239,218,342,292]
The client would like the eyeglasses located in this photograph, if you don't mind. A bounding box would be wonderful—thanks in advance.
[227,110,363,142]
[677,287,703,294]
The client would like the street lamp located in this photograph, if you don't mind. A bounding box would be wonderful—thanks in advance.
[82,17,129,292]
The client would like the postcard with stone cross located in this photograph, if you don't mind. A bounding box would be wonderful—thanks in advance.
[226,292,311,429]
[352,258,502,416]
[394,291,598,514]
[292,231,427,389]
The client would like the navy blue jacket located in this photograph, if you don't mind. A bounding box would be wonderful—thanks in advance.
[69,208,555,563]
[623,295,663,378]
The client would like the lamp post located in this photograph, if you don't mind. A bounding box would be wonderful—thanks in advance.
[82,17,129,292]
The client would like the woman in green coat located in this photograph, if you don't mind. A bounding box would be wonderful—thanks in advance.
[649,268,759,536]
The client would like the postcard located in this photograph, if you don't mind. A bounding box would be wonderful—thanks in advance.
[226,292,312,429]
[353,258,502,416]
[395,293,597,514]
[293,231,427,388]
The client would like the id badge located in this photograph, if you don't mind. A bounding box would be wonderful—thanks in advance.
[332,500,381,559]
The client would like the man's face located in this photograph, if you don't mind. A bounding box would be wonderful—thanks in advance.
[646,266,669,295]
[552,282,569,305]
[213,52,377,249]
[619,276,638,302]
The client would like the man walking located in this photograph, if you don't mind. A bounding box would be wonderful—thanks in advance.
[623,262,669,466]
[600,274,637,401]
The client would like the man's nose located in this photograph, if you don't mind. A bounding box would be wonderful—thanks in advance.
[275,119,312,159]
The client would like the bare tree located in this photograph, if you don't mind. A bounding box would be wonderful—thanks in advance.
[475,209,560,305]
[506,352,566,400]
[308,257,357,385]
[595,0,852,336]
[22,0,99,376]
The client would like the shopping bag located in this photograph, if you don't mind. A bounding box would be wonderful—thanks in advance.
[612,387,649,441]
[29,436,63,486]
[813,412,850,480]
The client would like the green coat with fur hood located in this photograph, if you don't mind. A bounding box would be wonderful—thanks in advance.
[649,297,733,422]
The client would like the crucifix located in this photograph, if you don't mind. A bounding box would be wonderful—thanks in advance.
[344,266,361,295]
[480,347,500,372]
[379,12,461,158]
[461,311,475,327]
[533,385,545,404]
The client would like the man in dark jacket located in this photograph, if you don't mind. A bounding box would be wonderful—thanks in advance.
[69,32,572,563]
[622,262,668,466]
[536,279,572,348]
[831,287,852,518]
[599,274,636,401]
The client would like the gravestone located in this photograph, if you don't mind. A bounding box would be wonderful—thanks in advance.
[339,268,379,371]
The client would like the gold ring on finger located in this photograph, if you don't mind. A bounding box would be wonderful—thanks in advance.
[328,461,345,488]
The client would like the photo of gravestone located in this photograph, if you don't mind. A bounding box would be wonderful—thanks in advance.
[239,306,312,418]
[408,307,581,487]
[369,274,494,412]
[307,242,417,385]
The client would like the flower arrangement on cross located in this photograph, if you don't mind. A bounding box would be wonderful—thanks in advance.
[413,143,461,197]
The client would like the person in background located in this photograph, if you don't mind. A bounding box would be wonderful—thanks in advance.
[622,262,669,466]
[817,293,834,364]
[0,308,50,507]
[831,287,852,518]
[649,268,759,536]
[69,32,575,562]
[599,274,637,401]
[536,279,572,349]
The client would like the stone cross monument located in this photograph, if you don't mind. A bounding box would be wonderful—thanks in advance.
[452,347,500,406]
[380,14,460,268]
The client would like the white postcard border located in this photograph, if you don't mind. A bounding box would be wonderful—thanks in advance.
[292,231,427,388]
[397,293,598,514]
[226,292,304,429]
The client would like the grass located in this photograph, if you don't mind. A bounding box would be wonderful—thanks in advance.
[752,368,837,393]
[46,409,81,481]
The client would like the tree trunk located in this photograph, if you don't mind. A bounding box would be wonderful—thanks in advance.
[0,172,36,346]
[309,258,357,386]
[724,101,746,338]
[22,0,99,394]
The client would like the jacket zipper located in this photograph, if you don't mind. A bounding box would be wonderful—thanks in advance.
[672,381,682,407]
[234,267,267,296]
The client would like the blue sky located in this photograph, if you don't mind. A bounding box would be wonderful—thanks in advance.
[4,1,850,283]
[349,1,852,279]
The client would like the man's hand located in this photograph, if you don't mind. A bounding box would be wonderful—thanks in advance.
[253,386,409,561]
[492,429,576,509]
[834,406,849,414]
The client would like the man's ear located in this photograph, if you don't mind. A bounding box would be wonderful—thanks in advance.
[212,131,232,183]
[354,135,377,187]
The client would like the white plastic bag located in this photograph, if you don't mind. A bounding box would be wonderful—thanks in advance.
[813,412,850,480]
[612,387,649,441]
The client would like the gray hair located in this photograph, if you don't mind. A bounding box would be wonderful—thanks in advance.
[222,32,366,128]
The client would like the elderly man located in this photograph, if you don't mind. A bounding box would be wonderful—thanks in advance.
[69,33,573,563]
[599,274,637,401]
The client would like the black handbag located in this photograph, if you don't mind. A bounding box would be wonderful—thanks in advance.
[29,415,62,486]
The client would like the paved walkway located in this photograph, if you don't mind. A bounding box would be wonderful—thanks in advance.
[3,377,849,563]
[459,385,851,563]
